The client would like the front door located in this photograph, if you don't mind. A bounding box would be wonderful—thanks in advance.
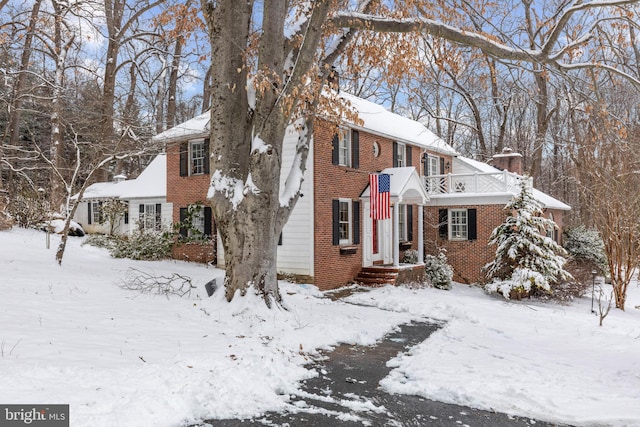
[363,201,393,266]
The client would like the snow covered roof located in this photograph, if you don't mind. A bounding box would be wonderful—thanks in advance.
[150,93,458,156]
[455,156,570,211]
[78,154,166,200]
[361,167,429,205]
[152,113,210,144]
[339,93,458,155]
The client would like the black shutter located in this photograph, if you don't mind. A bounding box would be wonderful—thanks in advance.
[393,141,398,167]
[438,209,448,240]
[406,145,412,167]
[353,201,360,245]
[203,139,210,174]
[139,204,145,229]
[179,143,188,176]
[332,199,340,245]
[278,232,283,246]
[440,157,445,174]
[204,206,212,237]
[179,207,188,237]
[351,130,359,169]
[407,205,413,241]
[332,133,339,165]
[468,208,477,241]
[155,204,162,230]
[179,208,188,237]
[87,201,92,224]
[124,210,129,225]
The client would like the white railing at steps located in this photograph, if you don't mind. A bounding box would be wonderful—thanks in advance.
[424,170,532,195]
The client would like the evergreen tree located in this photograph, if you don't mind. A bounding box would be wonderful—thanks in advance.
[485,179,572,299]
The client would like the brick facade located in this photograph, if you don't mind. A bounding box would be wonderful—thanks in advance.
[166,141,215,263]
[312,121,446,290]
[425,204,565,284]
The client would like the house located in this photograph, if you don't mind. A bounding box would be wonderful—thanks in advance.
[72,154,173,235]
[153,93,570,290]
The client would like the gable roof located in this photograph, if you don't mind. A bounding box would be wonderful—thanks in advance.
[150,93,458,156]
[152,113,210,144]
[361,167,429,205]
[79,154,166,200]
[338,93,458,156]
[455,156,570,211]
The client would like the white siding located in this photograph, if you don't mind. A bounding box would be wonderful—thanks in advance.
[128,198,173,235]
[276,128,314,276]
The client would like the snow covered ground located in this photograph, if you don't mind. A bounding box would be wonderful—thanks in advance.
[1,228,639,427]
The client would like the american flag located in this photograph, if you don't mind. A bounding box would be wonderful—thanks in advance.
[369,173,390,220]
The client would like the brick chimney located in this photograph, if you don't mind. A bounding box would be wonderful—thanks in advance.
[491,148,522,175]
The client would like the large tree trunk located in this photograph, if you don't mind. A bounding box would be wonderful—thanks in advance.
[202,0,330,305]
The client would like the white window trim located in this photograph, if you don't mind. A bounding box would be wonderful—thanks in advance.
[190,139,205,176]
[396,142,406,167]
[427,155,439,176]
[449,209,468,241]
[139,203,161,232]
[91,200,102,224]
[338,127,351,167]
[190,204,205,237]
[338,198,352,245]
[398,204,408,241]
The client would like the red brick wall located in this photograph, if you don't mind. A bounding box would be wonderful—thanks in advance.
[166,141,215,263]
[425,204,504,284]
[425,204,567,284]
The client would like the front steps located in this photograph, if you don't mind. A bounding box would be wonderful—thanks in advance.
[355,266,399,286]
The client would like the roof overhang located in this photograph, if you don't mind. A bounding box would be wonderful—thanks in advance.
[361,167,429,205]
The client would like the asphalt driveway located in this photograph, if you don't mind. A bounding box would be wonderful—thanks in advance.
[189,320,571,427]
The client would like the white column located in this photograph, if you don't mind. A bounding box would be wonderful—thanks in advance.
[418,205,424,264]
[393,203,400,267]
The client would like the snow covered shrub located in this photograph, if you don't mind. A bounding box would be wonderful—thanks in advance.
[110,230,173,261]
[563,226,608,273]
[424,249,453,290]
[402,249,419,264]
[82,234,115,250]
[484,180,572,300]
[7,185,48,228]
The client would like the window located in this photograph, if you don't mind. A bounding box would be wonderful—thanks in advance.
[338,128,351,167]
[91,201,102,224]
[450,209,468,240]
[191,140,205,175]
[332,128,359,168]
[332,199,360,246]
[178,205,212,239]
[339,200,351,243]
[395,142,406,167]
[398,205,407,241]
[427,155,439,176]
[439,208,477,241]
[180,139,210,177]
[139,203,162,232]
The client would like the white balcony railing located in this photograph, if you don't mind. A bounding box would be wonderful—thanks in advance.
[424,170,532,195]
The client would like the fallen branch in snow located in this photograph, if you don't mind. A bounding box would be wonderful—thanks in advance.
[0,338,22,357]
[119,268,196,299]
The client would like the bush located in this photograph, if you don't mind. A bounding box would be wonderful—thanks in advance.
[111,230,174,260]
[84,230,173,261]
[424,249,453,290]
[563,226,608,273]
[402,249,419,264]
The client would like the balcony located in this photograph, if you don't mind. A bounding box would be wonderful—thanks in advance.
[424,170,532,195]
